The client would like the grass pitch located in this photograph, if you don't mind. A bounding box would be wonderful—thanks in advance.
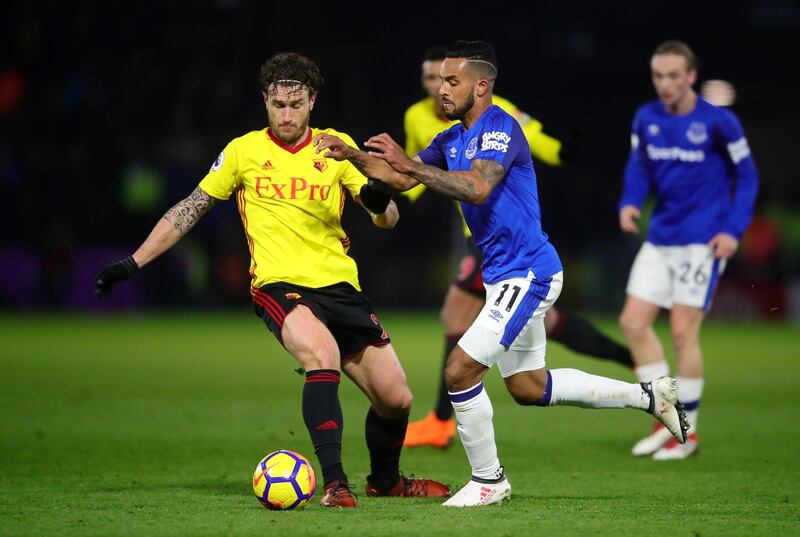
[1,312,798,536]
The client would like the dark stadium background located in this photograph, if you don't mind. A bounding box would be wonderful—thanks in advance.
[2,0,798,316]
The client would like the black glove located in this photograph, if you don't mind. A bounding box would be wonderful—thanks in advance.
[95,256,139,298]
[359,178,393,214]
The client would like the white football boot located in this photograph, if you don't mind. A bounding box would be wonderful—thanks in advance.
[442,477,511,507]
[652,433,699,460]
[641,377,689,445]
[631,423,674,456]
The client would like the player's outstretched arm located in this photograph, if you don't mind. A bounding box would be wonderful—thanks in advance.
[314,133,419,191]
[365,133,503,204]
[95,187,218,297]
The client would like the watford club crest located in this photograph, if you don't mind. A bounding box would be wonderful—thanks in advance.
[313,159,328,173]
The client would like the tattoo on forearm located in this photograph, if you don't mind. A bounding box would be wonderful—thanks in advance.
[408,159,505,202]
[347,150,371,173]
[409,162,478,201]
[162,187,217,236]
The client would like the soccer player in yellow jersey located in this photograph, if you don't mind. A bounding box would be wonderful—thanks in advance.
[402,46,635,449]
[94,52,449,508]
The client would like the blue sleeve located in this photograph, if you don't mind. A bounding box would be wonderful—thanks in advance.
[618,109,651,210]
[418,131,447,169]
[717,110,759,238]
[474,115,521,170]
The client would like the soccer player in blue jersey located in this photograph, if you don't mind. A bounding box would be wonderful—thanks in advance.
[618,41,759,460]
[315,40,688,507]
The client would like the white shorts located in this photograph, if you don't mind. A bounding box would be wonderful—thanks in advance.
[626,242,725,311]
[458,271,563,378]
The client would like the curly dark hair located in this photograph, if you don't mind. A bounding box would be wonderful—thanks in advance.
[259,52,324,95]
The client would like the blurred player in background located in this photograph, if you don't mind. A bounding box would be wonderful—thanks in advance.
[618,41,759,460]
[402,45,635,449]
[95,52,449,507]
[315,40,688,506]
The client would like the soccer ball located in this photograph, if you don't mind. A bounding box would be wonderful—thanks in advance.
[252,450,316,510]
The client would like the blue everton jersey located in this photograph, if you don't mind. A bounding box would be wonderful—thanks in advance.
[418,105,562,283]
[619,97,759,245]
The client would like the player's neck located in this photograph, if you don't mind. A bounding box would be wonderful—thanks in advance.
[666,90,697,116]
[461,100,492,130]
[271,126,311,148]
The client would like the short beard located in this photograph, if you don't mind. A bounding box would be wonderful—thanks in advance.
[444,92,474,121]
[271,112,310,145]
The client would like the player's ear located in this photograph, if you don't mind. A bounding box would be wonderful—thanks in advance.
[687,69,698,86]
[309,91,317,110]
[475,79,490,98]
[262,91,269,107]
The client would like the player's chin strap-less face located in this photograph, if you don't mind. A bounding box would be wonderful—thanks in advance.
[263,80,316,145]
[439,58,495,120]
[650,55,696,109]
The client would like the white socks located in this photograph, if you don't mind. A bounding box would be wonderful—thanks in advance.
[635,361,670,383]
[677,377,703,433]
[449,382,503,481]
[546,368,650,410]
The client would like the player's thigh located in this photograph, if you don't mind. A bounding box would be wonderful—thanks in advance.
[323,285,391,363]
[441,284,485,335]
[626,242,672,309]
[459,272,561,378]
[281,305,341,371]
[252,284,339,371]
[342,343,412,417]
[619,294,662,334]
[496,316,548,379]
[671,244,726,312]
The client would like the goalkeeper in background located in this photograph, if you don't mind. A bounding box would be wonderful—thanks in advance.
[403,45,635,449]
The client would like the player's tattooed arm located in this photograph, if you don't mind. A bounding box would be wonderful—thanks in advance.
[313,132,418,190]
[363,133,505,203]
[162,187,219,236]
[406,159,505,204]
[406,161,478,201]
[130,187,220,269]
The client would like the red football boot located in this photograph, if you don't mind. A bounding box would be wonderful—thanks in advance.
[365,475,451,498]
[320,479,358,508]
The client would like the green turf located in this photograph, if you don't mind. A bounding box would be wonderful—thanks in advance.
[1,312,798,536]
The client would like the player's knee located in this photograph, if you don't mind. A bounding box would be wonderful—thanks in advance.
[507,378,547,406]
[375,388,413,418]
[671,324,696,353]
[443,360,466,392]
[619,310,647,339]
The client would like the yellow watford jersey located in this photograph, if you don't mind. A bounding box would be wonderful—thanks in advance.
[199,127,367,291]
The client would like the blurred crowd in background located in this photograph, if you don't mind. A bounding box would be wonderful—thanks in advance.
[2,0,799,319]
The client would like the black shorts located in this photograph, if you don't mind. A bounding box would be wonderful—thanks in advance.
[252,281,391,361]
[454,238,486,297]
